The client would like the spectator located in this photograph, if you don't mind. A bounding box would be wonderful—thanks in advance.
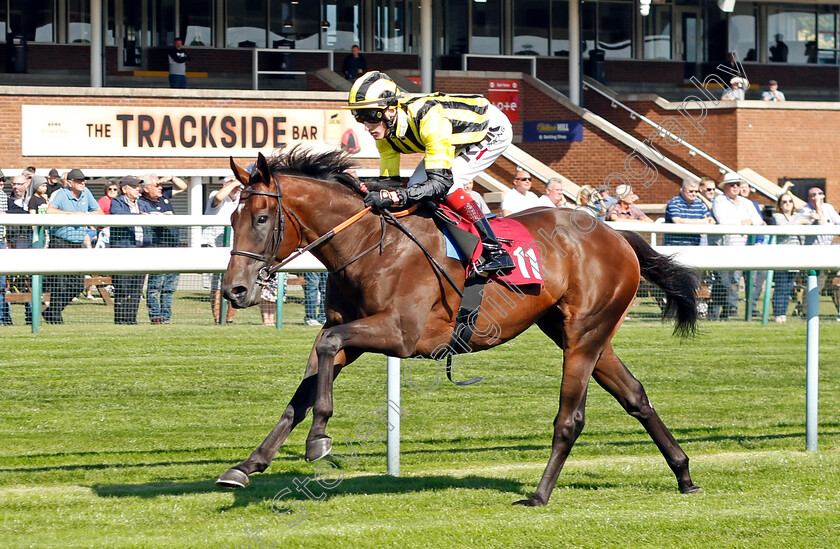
[740,183,769,316]
[576,185,606,220]
[463,178,490,215]
[98,180,120,215]
[769,35,789,63]
[607,184,652,223]
[597,185,618,210]
[799,187,840,321]
[27,175,50,215]
[139,174,187,324]
[45,169,63,197]
[304,272,327,327]
[708,173,763,321]
[761,80,786,102]
[342,45,368,81]
[260,274,279,326]
[663,179,715,245]
[6,175,32,249]
[0,171,8,326]
[501,169,539,216]
[696,176,718,211]
[43,168,103,324]
[771,193,808,323]
[202,175,241,324]
[167,37,191,88]
[536,177,569,209]
[721,76,747,101]
[109,176,147,325]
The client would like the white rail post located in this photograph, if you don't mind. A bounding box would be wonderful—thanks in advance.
[806,270,819,451]
[387,356,401,476]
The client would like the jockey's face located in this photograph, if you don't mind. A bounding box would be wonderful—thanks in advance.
[361,108,396,140]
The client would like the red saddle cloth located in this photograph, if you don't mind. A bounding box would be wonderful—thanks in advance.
[450,214,545,286]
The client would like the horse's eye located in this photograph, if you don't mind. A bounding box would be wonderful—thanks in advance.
[257,215,269,224]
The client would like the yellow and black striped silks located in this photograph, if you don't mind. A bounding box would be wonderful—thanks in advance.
[378,93,491,176]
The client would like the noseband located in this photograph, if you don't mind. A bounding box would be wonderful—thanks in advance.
[229,174,286,286]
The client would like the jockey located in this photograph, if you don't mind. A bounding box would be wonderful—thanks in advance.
[347,71,515,275]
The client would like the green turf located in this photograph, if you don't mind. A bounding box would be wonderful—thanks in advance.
[1,320,838,548]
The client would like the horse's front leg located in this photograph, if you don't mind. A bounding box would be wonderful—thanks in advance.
[305,313,417,461]
[216,334,359,489]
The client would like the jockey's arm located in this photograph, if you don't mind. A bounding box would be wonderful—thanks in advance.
[396,105,455,206]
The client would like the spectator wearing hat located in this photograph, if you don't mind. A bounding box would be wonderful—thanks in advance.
[43,168,103,323]
[663,179,715,245]
[501,169,539,216]
[798,187,840,321]
[598,185,618,210]
[761,80,786,102]
[45,169,63,197]
[139,173,187,324]
[202,175,242,324]
[722,77,747,101]
[109,176,147,324]
[708,172,764,321]
[576,185,606,220]
[606,184,652,223]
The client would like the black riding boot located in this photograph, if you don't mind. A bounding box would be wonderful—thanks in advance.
[474,218,515,275]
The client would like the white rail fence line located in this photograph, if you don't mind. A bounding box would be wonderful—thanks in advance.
[2,216,838,462]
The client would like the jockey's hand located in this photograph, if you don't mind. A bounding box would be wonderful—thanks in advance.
[364,189,402,210]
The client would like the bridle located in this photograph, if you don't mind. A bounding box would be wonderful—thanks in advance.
[229,173,289,286]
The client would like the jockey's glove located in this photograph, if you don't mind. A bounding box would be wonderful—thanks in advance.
[364,189,406,210]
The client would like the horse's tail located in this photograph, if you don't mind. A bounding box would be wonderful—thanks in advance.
[619,230,699,338]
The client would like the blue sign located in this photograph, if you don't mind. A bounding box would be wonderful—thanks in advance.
[523,120,583,142]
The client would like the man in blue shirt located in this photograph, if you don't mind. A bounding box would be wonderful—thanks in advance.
[44,168,103,323]
[138,174,187,324]
[663,179,715,246]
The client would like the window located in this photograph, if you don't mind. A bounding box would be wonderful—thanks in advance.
[767,6,815,64]
[322,0,361,51]
[514,0,548,56]
[644,5,671,59]
[156,0,176,47]
[598,2,633,59]
[181,0,212,47]
[471,0,501,54]
[817,11,837,64]
[68,0,90,44]
[728,2,755,62]
[550,0,569,56]
[227,0,268,48]
[375,0,408,53]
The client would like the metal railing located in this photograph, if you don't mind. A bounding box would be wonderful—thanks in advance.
[461,54,537,77]
[252,48,335,90]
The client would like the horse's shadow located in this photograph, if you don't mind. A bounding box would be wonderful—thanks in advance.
[92,472,531,510]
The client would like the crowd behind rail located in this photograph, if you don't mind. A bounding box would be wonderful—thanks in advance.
[1,165,838,326]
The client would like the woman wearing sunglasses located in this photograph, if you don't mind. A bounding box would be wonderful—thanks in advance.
[770,192,809,322]
[346,71,514,275]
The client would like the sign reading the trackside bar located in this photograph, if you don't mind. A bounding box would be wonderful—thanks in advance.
[20,105,379,158]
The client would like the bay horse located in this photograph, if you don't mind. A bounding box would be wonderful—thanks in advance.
[218,147,701,506]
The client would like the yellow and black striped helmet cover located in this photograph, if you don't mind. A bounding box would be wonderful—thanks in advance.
[348,71,400,108]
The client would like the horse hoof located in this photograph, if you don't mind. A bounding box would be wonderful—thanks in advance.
[512,495,546,507]
[680,483,702,494]
[305,436,332,462]
[215,468,250,490]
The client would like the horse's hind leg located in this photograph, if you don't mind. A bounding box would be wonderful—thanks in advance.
[215,341,359,489]
[592,344,700,494]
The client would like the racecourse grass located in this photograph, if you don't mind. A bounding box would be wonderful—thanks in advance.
[1,319,839,548]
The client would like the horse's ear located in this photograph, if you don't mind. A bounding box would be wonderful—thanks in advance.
[256,152,272,186]
[230,157,250,184]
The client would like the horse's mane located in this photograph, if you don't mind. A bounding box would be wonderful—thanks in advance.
[265,146,362,194]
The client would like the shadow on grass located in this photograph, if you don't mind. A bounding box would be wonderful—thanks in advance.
[92,473,531,509]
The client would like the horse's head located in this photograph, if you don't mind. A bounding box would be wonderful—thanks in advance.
[223,152,299,308]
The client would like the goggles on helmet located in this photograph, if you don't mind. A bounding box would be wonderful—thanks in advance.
[352,108,387,124]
